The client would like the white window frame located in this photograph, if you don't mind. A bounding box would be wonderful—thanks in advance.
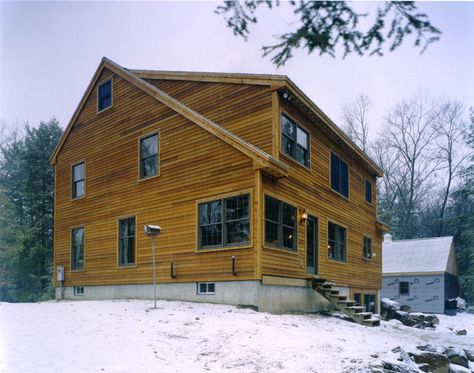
[197,282,215,295]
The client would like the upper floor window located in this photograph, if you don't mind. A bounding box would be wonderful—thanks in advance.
[363,236,372,259]
[140,134,159,179]
[71,227,84,271]
[365,179,372,203]
[328,221,346,262]
[281,114,309,167]
[119,217,136,266]
[72,162,85,199]
[198,194,250,249]
[265,195,297,251]
[98,80,112,112]
[330,152,349,198]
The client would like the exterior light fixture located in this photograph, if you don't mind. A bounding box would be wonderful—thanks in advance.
[144,224,161,309]
[300,209,308,223]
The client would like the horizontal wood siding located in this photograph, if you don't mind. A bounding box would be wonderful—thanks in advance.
[54,68,257,287]
[146,79,273,155]
[261,98,381,290]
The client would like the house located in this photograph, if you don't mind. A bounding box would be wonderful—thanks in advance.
[381,234,459,314]
[51,57,388,317]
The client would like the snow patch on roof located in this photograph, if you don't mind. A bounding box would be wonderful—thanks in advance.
[383,236,453,274]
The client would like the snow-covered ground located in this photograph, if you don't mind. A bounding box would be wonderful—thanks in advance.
[0,300,473,373]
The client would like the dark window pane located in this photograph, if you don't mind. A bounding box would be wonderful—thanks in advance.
[365,180,372,203]
[306,220,314,267]
[354,293,361,306]
[282,203,295,227]
[98,81,112,111]
[296,146,307,165]
[226,195,249,221]
[364,237,372,258]
[282,226,295,249]
[281,115,294,137]
[119,217,135,265]
[208,283,215,293]
[281,135,294,157]
[265,196,280,223]
[142,156,158,178]
[226,221,250,245]
[331,153,340,192]
[141,135,158,158]
[199,283,207,293]
[265,221,279,246]
[328,222,346,262]
[72,227,84,270]
[340,160,349,197]
[200,224,222,247]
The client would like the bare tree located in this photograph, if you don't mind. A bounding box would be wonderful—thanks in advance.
[341,93,371,153]
[376,91,441,238]
[433,100,472,235]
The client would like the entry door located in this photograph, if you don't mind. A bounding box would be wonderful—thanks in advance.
[306,216,318,275]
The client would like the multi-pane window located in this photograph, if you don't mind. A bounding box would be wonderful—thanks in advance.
[331,152,349,198]
[328,222,346,262]
[399,281,409,296]
[198,195,250,249]
[281,114,309,167]
[71,227,84,270]
[140,134,159,179]
[197,282,215,295]
[98,80,112,112]
[365,179,372,203]
[363,236,372,259]
[72,162,85,198]
[119,217,136,266]
[264,195,297,251]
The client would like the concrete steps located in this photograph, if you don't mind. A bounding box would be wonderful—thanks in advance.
[311,279,380,327]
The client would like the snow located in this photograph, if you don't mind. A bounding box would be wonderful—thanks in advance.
[1,300,473,373]
[382,236,453,274]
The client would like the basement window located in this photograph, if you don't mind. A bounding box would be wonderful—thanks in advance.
[74,286,84,296]
[399,281,409,296]
[98,80,112,112]
[197,282,215,295]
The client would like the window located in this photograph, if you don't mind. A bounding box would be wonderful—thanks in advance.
[119,217,136,266]
[71,227,84,270]
[98,80,112,112]
[399,281,409,296]
[72,162,85,198]
[328,222,346,262]
[331,152,349,198]
[281,114,310,167]
[74,286,84,296]
[364,293,376,313]
[354,293,362,306]
[140,134,159,179]
[198,195,250,249]
[197,282,215,295]
[365,179,372,203]
[363,236,372,259]
[264,195,297,251]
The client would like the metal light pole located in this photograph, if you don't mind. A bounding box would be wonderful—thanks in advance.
[144,225,161,309]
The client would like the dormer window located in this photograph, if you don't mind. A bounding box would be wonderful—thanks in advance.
[98,80,112,112]
[281,114,309,167]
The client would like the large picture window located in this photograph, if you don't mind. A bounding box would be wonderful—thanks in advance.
[281,114,309,167]
[72,162,85,199]
[140,133,159,179]
[328,222,346,262]
[331,152,349,198]
[264,195,297,251]
[119,217,136,266]
[98,80,112,112]
[71,227,84,271]
[198,194,250,249]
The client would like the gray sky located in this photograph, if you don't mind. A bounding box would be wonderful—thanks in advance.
[1,1,473,138]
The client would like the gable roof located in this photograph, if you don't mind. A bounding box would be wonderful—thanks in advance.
[49,58,288,178]
[382,236,454,275]
[131,69,383,177]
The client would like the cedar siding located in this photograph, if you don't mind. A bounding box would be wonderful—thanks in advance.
[53,59,383,296]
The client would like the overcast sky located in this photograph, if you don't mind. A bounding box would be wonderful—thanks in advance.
[1,1,473,139]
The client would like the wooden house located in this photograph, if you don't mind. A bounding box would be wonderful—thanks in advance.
[51,58,387,317]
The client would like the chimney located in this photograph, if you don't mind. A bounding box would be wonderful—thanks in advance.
[383,233,393,244]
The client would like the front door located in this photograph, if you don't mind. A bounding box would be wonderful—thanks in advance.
[306,215,318,275]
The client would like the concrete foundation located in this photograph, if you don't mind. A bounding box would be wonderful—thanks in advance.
[56,280,332,313]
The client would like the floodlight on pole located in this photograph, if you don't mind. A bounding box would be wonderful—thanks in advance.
[144,225,161,309]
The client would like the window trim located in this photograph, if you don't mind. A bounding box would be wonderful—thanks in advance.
[399,281,410,296]
[327,219,347,263]
[264,194,298,253]
[137,130,160,182]
[279,111,311,169]
[363,235,372,260]
[195,190,253,253]
[365,179,373,204]
[329,150,350,200]
[197,282,216,295]
[74,286,85,296]
[117,215,137,268]
[70,225,85,272]
[71,160,86,200]
[97,78,113,114]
